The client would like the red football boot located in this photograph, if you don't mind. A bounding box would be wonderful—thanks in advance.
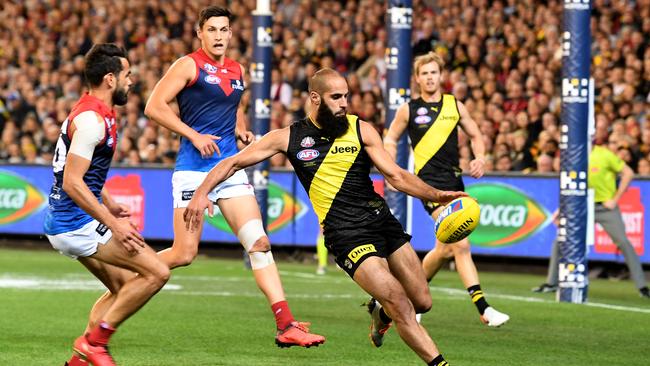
[73,335,116,366]
[275,321,326,348]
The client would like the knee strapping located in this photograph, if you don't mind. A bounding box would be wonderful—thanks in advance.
[237,219,274,269]
[248,251,275,270]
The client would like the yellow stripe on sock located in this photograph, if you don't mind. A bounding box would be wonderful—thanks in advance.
[471,291,484,303]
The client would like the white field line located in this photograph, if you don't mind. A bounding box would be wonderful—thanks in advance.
[1,272,649,314]
[0,275,182,291]
[429,285,650,314]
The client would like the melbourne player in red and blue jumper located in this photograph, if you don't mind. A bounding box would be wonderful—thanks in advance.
[44,43,170,366]
[144,6,324,347]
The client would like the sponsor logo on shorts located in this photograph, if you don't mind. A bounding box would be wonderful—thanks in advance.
[297,149,319,161]
[181,190,194,201]
[300,136,315,148]
[344,258,353,269]
[96,223,109,236]
[347,244,377,263]
[204,75,221,84]
[414,115,432,124]
[330,145,359,154]
[416,107,428,116]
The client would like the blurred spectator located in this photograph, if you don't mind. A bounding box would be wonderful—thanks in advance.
[270,68,293,108]
[495,154,512,172]
[536,153,554,173]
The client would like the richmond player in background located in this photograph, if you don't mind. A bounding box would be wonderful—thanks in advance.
[383,52,510,329]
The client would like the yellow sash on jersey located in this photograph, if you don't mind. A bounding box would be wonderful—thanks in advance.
[309,115,361,224]
[413,94,460,174]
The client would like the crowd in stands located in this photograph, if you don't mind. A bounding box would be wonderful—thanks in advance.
[0,0,648,174]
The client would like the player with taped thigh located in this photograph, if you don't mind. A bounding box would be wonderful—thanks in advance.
[383,52,509,329]
[143,6,323,347]
[44,44,170,366]
[184,68,467,365]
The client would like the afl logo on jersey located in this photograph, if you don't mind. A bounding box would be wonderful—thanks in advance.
[203,63,217,73]
[414,115,432,124]
[204,75,221,84]
[297,149,319,161]
[300,136,315,148]
[416,107,428,116]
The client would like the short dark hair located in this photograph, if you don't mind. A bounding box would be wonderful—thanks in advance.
[198,6,232,29]
[84,43,128,87]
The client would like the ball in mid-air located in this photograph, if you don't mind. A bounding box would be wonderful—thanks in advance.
[435,197,480,244]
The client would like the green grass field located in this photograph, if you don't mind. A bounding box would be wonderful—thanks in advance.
[0,246,648,365]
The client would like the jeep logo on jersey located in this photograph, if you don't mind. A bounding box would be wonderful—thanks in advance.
[465,183,549,247]
[205,181,307,233]
[330,145,359,154]
[0,171,46,225]
[297,149,319,161]
[204,75,221,85]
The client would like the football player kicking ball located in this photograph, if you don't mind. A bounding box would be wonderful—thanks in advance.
[382,52,509,339]
[184,68,466,366]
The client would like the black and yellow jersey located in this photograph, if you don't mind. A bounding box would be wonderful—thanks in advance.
[286,115,387,231]
[407,94,461,182]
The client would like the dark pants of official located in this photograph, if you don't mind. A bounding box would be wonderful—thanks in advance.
[546,204,647,289]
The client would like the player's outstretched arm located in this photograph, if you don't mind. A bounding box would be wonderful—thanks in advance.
[457,100,486,178]
[360,121,466,205]
[144,56,221,158]
[383,102,409,162]
[183,127,290,231]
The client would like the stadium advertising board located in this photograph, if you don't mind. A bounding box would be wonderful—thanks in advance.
[0,165,648,264]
